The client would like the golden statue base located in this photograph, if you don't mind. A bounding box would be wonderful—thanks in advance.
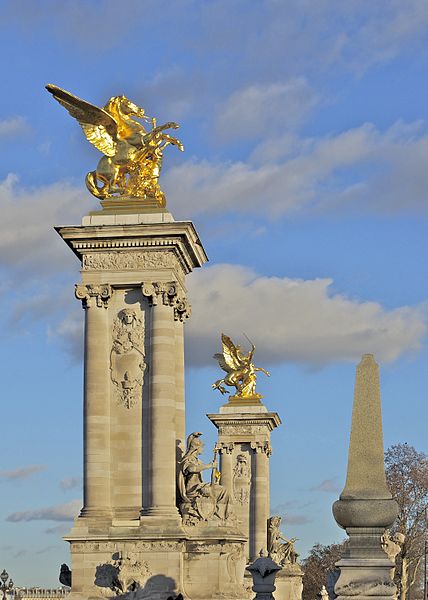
[90,196,168,215]
[226,394,263,406]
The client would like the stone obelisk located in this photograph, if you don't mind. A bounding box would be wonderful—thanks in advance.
[333,354,399,600]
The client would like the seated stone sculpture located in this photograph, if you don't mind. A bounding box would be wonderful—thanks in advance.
[178,432,232,525]
[267,516,299,565]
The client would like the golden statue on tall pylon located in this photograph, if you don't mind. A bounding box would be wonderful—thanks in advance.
[46,84,183,207]
[212,333,270,402]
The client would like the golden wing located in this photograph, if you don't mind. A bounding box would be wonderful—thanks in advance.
[213,352,232,374]
[221,334,242,371]
[46,84,118,157]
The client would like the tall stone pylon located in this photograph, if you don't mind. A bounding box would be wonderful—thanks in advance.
[58,210,207,524]
[333,354,399,600]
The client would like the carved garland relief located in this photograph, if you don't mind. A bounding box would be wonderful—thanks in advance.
[82,251,180,272]
[110,309,146,409]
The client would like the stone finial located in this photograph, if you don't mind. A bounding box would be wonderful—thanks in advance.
[333,354,398,529]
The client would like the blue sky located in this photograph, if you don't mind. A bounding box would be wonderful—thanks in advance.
[0,0,427,588]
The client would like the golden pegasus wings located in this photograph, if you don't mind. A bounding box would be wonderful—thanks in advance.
[45,84,118,157]
[213,334,243,374]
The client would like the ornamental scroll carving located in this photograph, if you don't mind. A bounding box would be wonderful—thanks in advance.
[75,284,112,308]
[110,309,146,409]
[233,453,251,505]
[251,440,272,456]
[142,281,191,321]
[83,251,180,272]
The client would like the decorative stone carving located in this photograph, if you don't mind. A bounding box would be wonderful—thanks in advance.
[381,530,405,577]
[218,424,267,435]
[267,516,299,565]
[251,441,272,456]
[233,454,251,505]
[142,282,191,321]
[75,283,112,308]
[72,540,184,554]
[178,432,234,526]
[110,309,146,408]
[226,544,244,584]
[95,552,151,597]
[82,251,179,272]
[216,442,234,454]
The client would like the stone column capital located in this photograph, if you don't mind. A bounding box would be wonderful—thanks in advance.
[75,283,113,309]
[216,442,235,454]
[141,281,191,322]
[251,441,272,457]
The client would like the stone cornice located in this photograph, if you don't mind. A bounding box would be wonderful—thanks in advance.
[55,221,208,275]
[207,412,281,432]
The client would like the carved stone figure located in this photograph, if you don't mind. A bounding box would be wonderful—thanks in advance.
[110,308,146,408]
[95,553,151,597]
[59,564,71,588]
[178,432,233,526]
[381,530,405,578]
[212,333,270,400]
[233,454,251,505]
[46,84,183,206]
[320,585,329,600]
[267,516,299,565]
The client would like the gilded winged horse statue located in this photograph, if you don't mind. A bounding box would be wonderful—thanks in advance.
[212,333,270,400]
[46,84,183,206]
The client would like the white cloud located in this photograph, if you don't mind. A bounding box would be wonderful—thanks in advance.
[59,476,82,491]
[6,499,81,522]
[216,79,318,139]
[45,524,70,535]
[165,121,428,218]
[0,465,47,481]
[311,479,340,493]
[186,264,426,366]
[0,116,29,137]
[282,514,313,525]
[47,307,84,361]
[0,174,92,274]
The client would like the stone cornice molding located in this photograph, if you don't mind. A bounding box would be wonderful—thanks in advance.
[75,283,113,308]
[142,282,191,322]
[56,221,208,275]
[207,412,281,433]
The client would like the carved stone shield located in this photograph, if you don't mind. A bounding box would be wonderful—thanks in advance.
[195,495,216,521]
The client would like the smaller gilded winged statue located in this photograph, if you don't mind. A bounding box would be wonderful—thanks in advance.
[46,84,183,207]
[212,333,270,401]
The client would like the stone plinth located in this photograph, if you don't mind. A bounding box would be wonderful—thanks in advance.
[274,564,303,600]
[68,524,246,600]
[332,355,398,600]
[207,401,281,561]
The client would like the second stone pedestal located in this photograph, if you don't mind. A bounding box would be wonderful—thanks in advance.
[207,400,281,561]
